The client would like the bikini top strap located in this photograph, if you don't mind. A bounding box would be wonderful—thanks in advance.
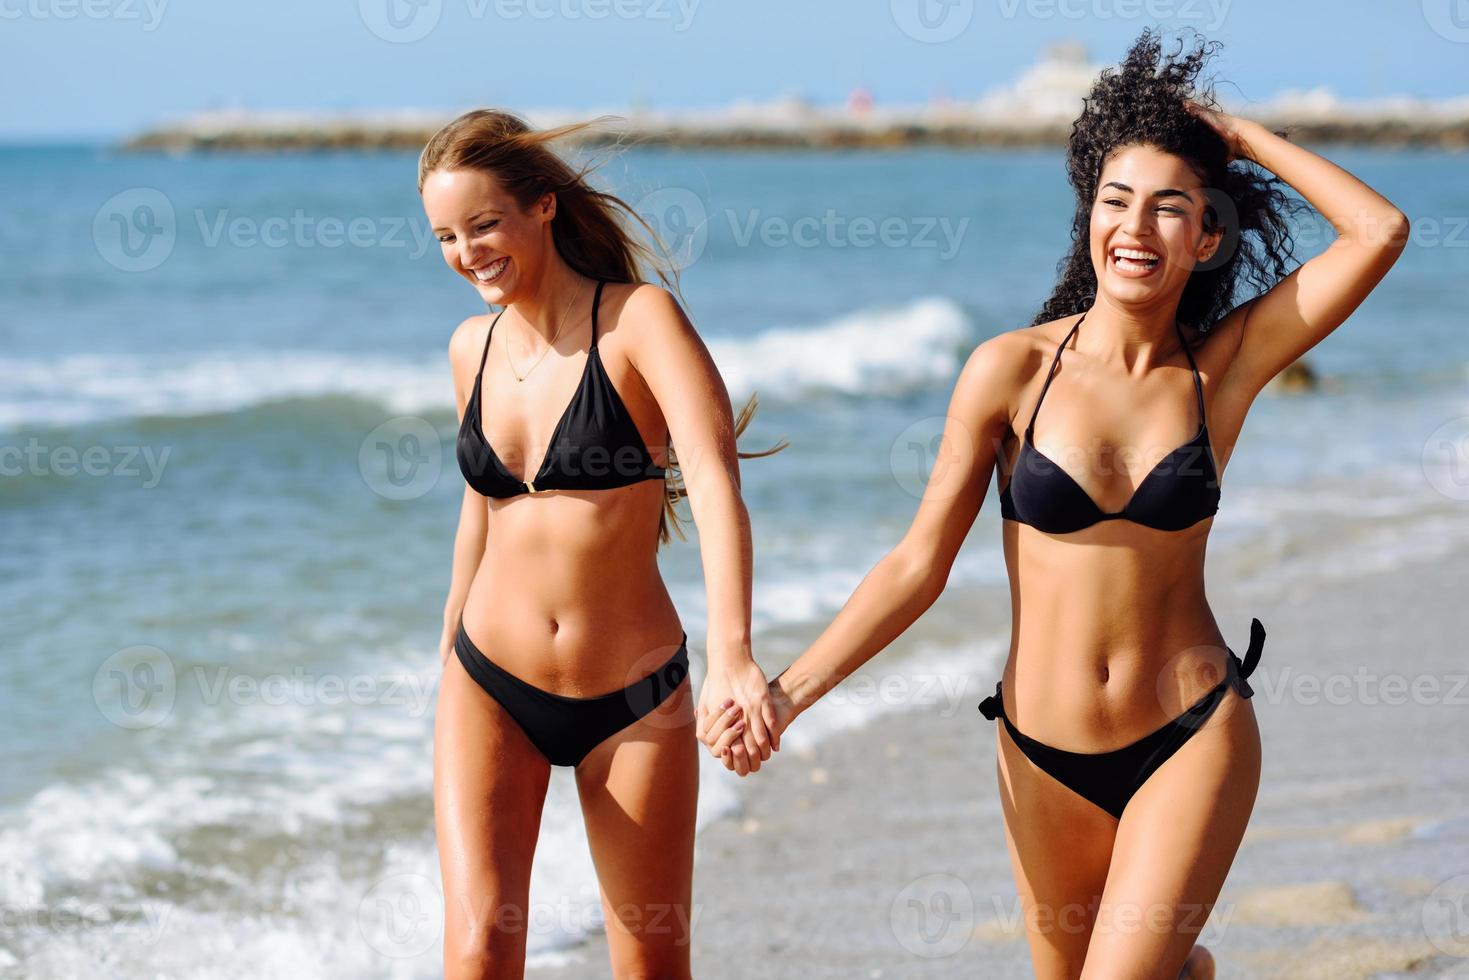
[1174,319,1206,426]
[590,279,606,349]
[1026,311,1086,437]
[476,309,505,378]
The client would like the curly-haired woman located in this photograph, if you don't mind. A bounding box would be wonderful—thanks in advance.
[701,31,1407,978]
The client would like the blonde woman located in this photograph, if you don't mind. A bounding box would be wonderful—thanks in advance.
[422,109,783,979]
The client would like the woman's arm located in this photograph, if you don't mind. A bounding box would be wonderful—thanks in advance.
[706,333,1022,756]
[439,317,489,664]
[1190,105,1409,403]
[622,284,777,775]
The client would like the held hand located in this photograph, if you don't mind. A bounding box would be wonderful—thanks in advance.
[697,657,778,776]
[1184,101,1259,163]
[712,670,801,777]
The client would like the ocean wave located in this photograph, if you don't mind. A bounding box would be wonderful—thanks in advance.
[708,295,972,400]
[0,297,973,432]
[0,642,748,976]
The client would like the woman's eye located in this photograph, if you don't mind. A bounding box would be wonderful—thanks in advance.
[1103,198,1126,208]
[437,235,454,244]
[1156,206,1185,215]
[476,221,499,233]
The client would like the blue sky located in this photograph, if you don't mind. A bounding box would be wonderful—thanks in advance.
[4,0,1468,139]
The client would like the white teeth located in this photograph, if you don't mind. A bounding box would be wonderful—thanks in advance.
[1114,247,1160,262]
[472,257,509,282]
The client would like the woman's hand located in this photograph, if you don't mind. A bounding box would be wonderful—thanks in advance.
[438,614,460,666]
[697,657,778,776]
[1184,101,1261,163]
[706,669,801,777]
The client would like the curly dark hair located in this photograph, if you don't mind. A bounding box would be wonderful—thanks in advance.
[1034,29,1303,332]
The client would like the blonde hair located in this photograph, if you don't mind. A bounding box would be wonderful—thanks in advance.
[419,109,786,544]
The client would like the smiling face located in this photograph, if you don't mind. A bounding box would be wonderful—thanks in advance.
[421,168,554,306]
[1088,143,1222,313]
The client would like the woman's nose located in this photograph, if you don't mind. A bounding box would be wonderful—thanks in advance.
[1122,203,1152,237]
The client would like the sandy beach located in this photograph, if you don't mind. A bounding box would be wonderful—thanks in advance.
[530,544,1469,979]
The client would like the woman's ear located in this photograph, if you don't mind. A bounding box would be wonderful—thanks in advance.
[1198,227,1223,264]
[537,191,557,224]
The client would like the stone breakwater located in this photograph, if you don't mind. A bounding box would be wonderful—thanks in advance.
[123,102,1469,153]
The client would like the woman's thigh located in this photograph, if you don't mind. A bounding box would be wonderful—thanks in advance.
[434,651,553,980]
[575,675,698,980]
[1080,691,1261,979]
[996,724,1121,979]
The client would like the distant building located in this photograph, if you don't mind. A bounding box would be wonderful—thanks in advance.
[973,40,1103,121]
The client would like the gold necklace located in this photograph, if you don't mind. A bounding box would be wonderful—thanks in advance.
[506,278,587,383]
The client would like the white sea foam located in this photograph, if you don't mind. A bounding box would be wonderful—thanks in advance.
[0,297,971,431]
[0,644,759,977]
[708,296,970,401]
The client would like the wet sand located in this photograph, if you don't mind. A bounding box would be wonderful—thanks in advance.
[531,545,1469,978]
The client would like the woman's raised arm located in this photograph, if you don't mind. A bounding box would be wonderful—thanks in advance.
[1191,105,1409,405]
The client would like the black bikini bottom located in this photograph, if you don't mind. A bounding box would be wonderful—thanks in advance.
[979,618,1265,820]
[455,621,690,767]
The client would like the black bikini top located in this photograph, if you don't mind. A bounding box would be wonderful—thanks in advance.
[999,312,1221,534]
[456,280,667,498]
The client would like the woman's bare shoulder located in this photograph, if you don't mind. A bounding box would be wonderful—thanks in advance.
[448,312,495,363]
[949,320,1066,433]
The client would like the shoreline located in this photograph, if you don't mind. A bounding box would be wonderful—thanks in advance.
[529,543,1468,978]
